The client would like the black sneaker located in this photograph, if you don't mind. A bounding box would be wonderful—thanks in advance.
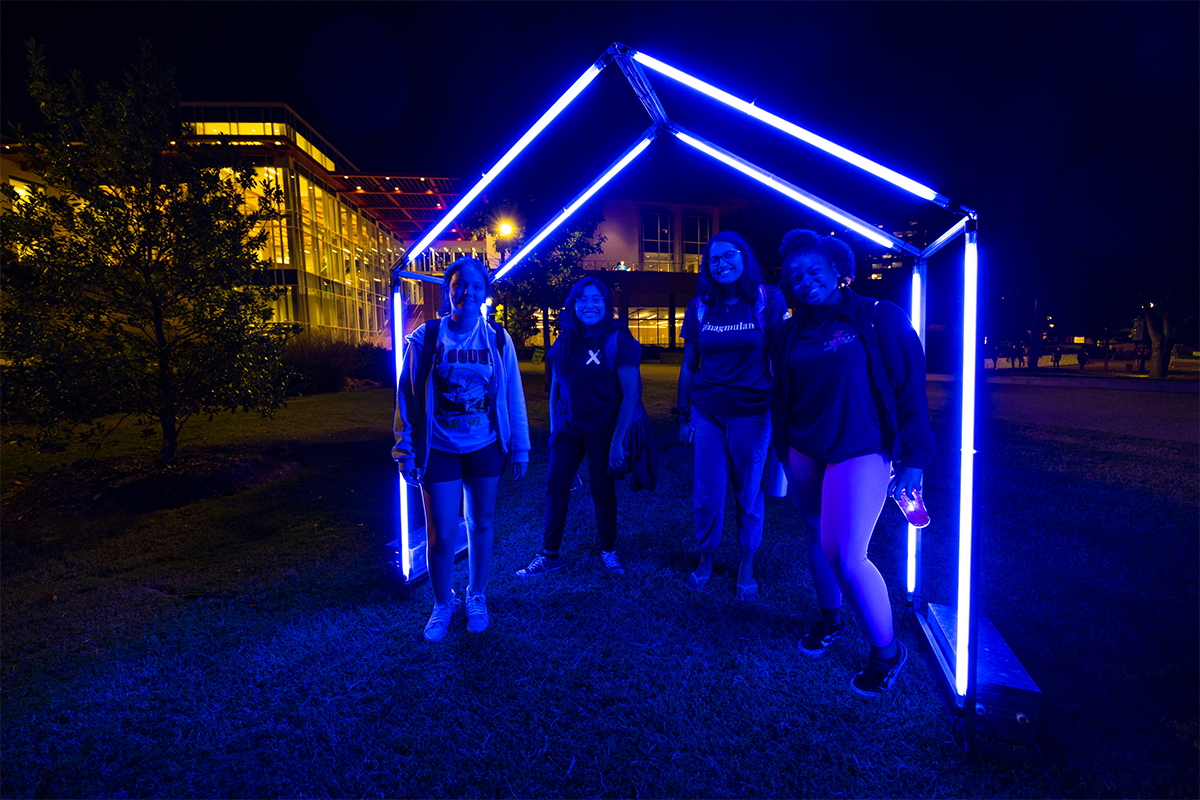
[850,640,908,697]
[798,617,844,658]
[516,554,565,578]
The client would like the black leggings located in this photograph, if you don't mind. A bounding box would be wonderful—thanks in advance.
[543,430,617,553]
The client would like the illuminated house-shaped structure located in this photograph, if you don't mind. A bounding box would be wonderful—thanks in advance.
[392,42,1038,752]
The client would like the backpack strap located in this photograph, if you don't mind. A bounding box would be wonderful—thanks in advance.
[754,284,767,331]
[422,317,441,361]
[489,319,506,357]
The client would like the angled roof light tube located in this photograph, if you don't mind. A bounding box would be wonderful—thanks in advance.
[402,62,606,266]
[633,50,950,207]
[921,216,969,260]
[495,129,658,280]
[673,127,917,254]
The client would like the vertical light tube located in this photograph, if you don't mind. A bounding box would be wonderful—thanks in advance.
[907,523,918,595]
[393,288,412,581]
[403,64,604,264]
[955,228,979,696]
[910,269,923,335]
[907,258,926,598]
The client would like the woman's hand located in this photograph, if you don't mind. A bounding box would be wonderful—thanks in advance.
[402,468,423,487]
[888,466,923,502]
[678,420,693,445]
[512,461,528,481]
[608,440,627,472]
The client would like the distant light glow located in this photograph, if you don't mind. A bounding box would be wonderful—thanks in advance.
[498,222,513,236]
[673,130,897,250]
[404,64,603,264]
[497,134,655,280]
[633,51,942,203]
[956,230,979,696]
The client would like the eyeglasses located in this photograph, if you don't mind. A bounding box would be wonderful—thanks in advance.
[708,250,743,267]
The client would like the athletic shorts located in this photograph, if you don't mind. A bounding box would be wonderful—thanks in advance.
[423,441,504,483]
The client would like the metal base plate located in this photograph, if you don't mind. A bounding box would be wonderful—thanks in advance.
[918,603,1043,745]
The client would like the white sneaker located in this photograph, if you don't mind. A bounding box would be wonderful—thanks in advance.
[600,550,626,576]
[466,593,489,633]
[423,592,456,643]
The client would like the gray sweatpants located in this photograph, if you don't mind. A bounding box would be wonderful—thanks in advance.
[692,408,771,555]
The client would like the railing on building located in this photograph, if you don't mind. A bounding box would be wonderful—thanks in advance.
[581,258,700,273]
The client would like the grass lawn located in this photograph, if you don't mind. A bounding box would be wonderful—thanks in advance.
[2,364,1197,798]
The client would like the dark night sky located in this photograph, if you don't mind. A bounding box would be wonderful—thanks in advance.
[3,1,1198,340]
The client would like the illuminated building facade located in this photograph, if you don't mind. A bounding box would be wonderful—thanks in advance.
[179,103,464,345]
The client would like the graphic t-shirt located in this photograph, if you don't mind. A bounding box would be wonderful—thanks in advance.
[680,291,787,415]
[784,299,884,461]
[429,317,498,453]
[548,330,641,439]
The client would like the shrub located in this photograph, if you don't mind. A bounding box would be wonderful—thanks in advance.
[282,332,357,395]
[352,342,393,384]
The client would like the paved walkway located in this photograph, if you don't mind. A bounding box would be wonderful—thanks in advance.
[927,375,1199,445]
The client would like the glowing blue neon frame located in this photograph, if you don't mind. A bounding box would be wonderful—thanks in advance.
[394,41,981,714]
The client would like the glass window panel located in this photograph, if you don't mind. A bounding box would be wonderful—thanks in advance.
[205,122,231,135]
[641,212,671,255]
[683,214,712,255]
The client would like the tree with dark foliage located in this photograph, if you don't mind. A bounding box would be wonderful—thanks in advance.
[1,43,295,463]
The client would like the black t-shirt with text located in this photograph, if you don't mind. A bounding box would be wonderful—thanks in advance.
[681,291,787,415]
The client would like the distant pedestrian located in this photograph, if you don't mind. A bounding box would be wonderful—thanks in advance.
[393,257,530,643]
[1077,347,1090,371]
[773,228,935,698]
[675,231,787,600]
[1052,346,1063,369]
[516,277,641,580]
[1017,344,1027,368]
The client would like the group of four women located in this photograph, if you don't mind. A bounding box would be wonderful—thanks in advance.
[393,227,934,698]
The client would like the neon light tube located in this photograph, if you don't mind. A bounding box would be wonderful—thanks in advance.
[956,230,979,696]
[907,523,917,594]
[906,263,923,597]
[673,130,899,251]
[393,288,413,581]
[920,216,968,260]
[496,133,656,280]
[404,64,603,264]
[633,51,944,204]
[910,269,923,335]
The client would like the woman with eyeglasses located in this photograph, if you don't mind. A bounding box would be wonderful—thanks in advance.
[517,276,642,579]
[393,257,530,643]
[676,231,787,599]
[772,229,934,697]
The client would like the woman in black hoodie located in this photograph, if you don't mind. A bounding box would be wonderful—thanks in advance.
[771,229,935,698]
